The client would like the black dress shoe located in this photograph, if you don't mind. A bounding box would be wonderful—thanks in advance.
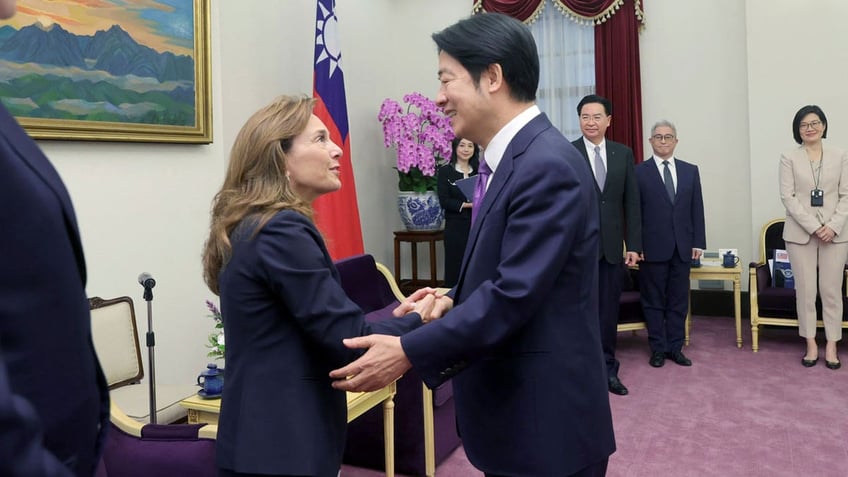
[608,376,629,396]
[801,356,818,368]
[667,350,692,366]
[826,360,841,370]
[649,351,665,368]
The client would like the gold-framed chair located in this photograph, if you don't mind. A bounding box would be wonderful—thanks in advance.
[748,218,848,351]
[89,296,198,423]
[335,254,459,477]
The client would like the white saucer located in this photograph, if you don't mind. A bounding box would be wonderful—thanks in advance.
[197,389,222,399]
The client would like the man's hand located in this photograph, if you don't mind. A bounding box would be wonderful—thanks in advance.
[392,287,437,317]
[412,293,437,322]
[392,288,453,323]
[624,251,641,266]
[430,293,454,321]
[329,335,411,392]
[692,248,703,260]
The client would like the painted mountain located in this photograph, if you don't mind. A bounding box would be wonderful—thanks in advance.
[0,22,196,126]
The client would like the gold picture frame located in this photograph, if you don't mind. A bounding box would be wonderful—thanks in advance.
[0,0,212,143]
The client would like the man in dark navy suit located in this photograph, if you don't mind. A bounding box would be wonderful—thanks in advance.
[572,94,641,396]
[332,13,614,477]
[635,120,706,368]
[0,1,110,474]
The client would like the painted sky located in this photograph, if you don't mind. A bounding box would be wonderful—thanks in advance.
[5,0,195,56]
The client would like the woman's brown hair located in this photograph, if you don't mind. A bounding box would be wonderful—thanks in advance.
[202,95,315,294]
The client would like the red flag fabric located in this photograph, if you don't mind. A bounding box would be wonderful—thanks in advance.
[312,0,364,259]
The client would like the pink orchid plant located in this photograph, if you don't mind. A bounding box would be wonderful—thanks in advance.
[378,92,455,192]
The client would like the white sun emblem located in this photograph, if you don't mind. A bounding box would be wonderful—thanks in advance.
[315,2,342,78]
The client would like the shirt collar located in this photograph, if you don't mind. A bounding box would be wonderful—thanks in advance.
[483,105,541,173]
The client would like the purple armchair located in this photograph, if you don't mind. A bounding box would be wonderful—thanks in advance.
[96,402,217,477]
[749,218,848,352]
[336,254,460,477]
[618,264,645,333]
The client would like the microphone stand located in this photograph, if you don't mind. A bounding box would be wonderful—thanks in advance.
[139,274,158,424]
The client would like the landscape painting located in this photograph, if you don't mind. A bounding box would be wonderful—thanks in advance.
[0,0,211,143]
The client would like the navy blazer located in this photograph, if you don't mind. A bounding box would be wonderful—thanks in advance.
[572,138,642,262]
[0,104,109,476]
[636,157,707,261]
[216,210,421,476]
[402,114,615,476]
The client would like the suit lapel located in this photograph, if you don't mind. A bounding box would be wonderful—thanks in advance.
[454,114,548,297]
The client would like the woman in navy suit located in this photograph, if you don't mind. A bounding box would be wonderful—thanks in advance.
[202,95,431,477]
[437,137,479,287]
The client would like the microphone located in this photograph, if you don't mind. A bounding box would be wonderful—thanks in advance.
[138,272,156,289]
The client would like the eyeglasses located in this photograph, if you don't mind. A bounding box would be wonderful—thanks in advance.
[580,114,607,123]
[799,120,822,130]
[651,134,676,142]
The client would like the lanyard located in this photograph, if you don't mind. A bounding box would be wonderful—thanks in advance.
[808,148,824,189]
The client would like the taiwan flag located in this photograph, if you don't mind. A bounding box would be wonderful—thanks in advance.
[312,0,364,259]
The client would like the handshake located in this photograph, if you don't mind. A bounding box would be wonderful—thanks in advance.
[393,287,454,323]
[329,287,453,393]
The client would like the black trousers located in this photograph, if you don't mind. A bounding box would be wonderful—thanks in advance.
[640,253,691,353]
[598,259,623,378]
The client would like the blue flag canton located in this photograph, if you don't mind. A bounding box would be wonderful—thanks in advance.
[313,0,349,140]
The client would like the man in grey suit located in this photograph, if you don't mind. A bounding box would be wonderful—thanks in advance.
[572,94,641,396]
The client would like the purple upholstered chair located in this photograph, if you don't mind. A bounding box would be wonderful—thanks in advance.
[95,402,217,477]
[336,254,460,477]
[618,264,645,333]
[749,218,848,352]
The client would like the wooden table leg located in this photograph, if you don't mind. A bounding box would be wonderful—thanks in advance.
[734,275,742,348]
[428,239,438,287]
[410,242,419,284]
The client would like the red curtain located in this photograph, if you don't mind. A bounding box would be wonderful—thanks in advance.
[471,0,545,23]
[594,0,644,162]
[554,0,620,22]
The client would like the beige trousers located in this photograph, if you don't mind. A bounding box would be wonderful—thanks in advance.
[786,237,848,341]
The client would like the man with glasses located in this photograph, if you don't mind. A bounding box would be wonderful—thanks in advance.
[571,94,641,396]
[636,120,706,368]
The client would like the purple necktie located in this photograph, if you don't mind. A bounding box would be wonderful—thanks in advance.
[471,158,491,224]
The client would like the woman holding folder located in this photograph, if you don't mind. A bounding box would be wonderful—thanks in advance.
[437,137,480,287]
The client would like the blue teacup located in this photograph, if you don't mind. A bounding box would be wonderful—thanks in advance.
[722,252,739,268]
[197,363,224,395]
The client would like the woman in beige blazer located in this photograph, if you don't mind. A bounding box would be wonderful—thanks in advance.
[779,105,848,370]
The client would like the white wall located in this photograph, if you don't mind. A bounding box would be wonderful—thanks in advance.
[745,0,848,251]
[640,0,752,281]
[30,0,469,386]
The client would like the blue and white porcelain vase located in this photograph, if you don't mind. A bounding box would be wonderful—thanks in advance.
[397,191,444,231]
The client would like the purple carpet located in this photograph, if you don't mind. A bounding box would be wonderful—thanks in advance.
[342,316,848,476]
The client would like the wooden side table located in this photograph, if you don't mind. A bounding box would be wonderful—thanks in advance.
[393,230,444,296]
[180,383,398,476]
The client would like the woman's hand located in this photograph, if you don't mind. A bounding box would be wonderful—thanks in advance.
[816,225,836,242]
